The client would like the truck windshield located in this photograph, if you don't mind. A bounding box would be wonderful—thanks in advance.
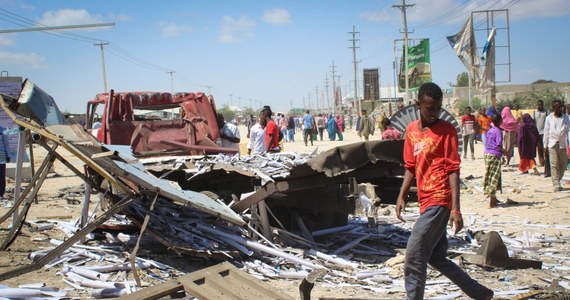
[133,107,181,121]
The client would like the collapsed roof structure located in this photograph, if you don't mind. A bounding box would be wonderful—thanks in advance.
[0,80,412,284]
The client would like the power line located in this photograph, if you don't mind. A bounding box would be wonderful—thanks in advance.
[0,8,174,78]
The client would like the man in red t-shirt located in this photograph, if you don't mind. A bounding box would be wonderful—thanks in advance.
[461,106,477,159]
[396,83,493,300]
[260,107,280,153]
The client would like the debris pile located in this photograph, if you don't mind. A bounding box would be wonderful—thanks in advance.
[9,194,570,299]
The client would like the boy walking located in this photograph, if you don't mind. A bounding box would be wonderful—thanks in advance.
[396,82,493,300]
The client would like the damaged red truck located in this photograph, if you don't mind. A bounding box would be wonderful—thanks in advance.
[85,90,238,156]
[84,90,413,232]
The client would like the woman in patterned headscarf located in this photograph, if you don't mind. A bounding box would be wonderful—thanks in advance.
[500,106,518,166]
[516,113,540,174]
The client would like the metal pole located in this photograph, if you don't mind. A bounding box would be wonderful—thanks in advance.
[468,74,473,108]
[0,22,115,33]
[403,2,410,103]
[393,44,398,113]
[167,71,175,94]
[350,26,360,114]
[394,0,414,104]
[328,60,336,114]
[94,42,109,92]
[11,130,28,228]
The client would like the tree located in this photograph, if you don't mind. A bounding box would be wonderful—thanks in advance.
[496,87,565,110]
[241,107,258,119]
[288,108,305,116]
[532,79,556,84]
[217,105,237,123]
[457,97,483,116]
[455,72,469,87]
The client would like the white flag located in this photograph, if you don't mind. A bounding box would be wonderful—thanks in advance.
[447,16,480,82]
[480,28,497,95]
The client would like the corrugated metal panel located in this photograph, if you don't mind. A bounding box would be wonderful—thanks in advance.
[112,160,245,225]
[16,80,67,126]
[389,105,463,153]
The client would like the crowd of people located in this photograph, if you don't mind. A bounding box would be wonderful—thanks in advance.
[459,98,570,209]
[235,107,403,156]
[218,82,570,299]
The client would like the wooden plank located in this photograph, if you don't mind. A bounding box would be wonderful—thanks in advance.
[91,150,118,159]
[232,177,328,213]
[118,279,183,300]
[121,262,294,300]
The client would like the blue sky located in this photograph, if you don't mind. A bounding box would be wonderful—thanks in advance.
[0,0,569,114]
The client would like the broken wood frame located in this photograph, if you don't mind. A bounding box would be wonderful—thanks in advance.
[0,95,134,280]
[118,261,295,300]
[0,93,247,279]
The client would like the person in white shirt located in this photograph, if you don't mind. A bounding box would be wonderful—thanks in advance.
[92,118,102,129]
[533,100,549,166]
[217,113,240,151]
[247,119,265,155]
[543,99,570,192]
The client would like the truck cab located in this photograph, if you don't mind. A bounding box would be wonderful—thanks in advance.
[86,90,237,157]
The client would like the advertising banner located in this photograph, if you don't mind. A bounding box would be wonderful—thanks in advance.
[398,39,431,92]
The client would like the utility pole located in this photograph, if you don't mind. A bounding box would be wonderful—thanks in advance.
[167,70,175,94]
[203,85,213,95]
[315,85,320,113]
[390,40,399,112]
[324,76,330,113]
[335,75,342,110]
[349,25,360,115]
[378,67,381,112]
[393,0,414,103]
[94,41,109,92]
[330,61,337,114]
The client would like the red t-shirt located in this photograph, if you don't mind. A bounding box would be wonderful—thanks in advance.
[403,120,460,213]
[264,120,280,151]
[461,114,476,135]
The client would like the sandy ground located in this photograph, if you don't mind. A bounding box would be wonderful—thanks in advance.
[0,124,569,299]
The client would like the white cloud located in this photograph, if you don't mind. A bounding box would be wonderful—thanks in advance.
[38,8,103,26]
[262,8,291,25]
[362,0,570,26]
[218,16,256,43]
[0,35,15,47]
[360,10,396,22]
[158,21,193,37]
[510,0,570,19]
[108,13,133,22]
[0,51,46,68]
[521,67,540,76]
